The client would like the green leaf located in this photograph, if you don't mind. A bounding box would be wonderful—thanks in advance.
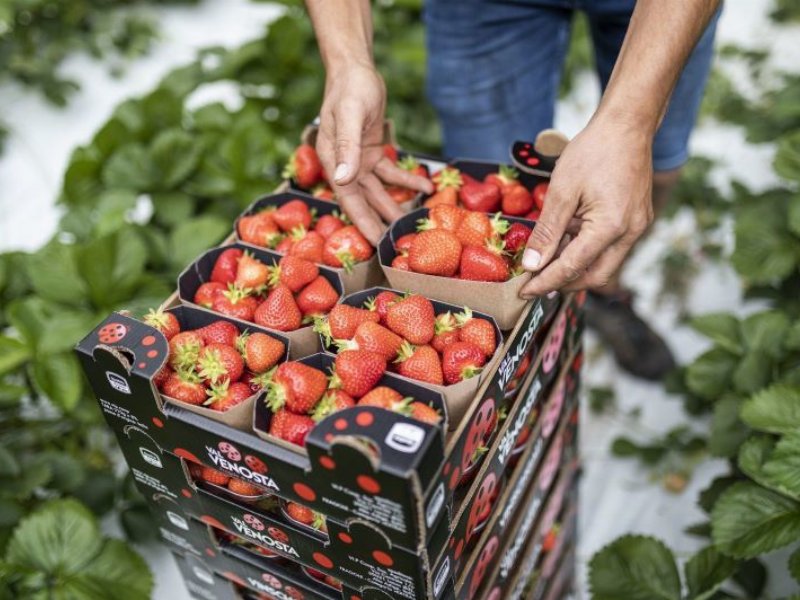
[119,505,155,544]
[93,190,138,237]
[0,383,26,408]
[193,102,234,131]
[698,477,737,514]
[101,143,156,190]
[790,547,800,585]
[786,320,800,351]
[77,228,148,310]
[63,538,152,599]
[43,454,87,494]
[741,384,800,434]
[789,194,800,237]
[0,444,20,478]
[740,310,790,358]
[732,351,772,395]
[0,337,31,376]
[0,498,23,529]
[167,216,229,271]
[690,313,742,354]
[150,192,194,227]
[775,130,800,183]
[732,199,799,284]
[711,481,800,558]
[732,558,766,598]
[72,470,118,516]
[37,311,102,356]
[31,352,83,412]
[25,241,88,307]
[686,348,739,399]
[62,153,103,206]
[589,535,681,600]
[149,129,202,189]
[709,397,749,457]
[684,546,738,600]
[739,433,800,500]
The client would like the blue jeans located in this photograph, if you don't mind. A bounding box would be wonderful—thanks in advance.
[424,0,720,171]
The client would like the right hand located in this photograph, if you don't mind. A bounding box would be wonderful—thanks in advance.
[316,62,433,244]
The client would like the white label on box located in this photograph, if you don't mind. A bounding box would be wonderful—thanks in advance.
[385,423,425,453]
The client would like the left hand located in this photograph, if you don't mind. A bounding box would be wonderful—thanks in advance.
[518,116,655,298]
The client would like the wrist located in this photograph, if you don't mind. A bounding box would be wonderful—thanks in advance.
[590,102,658,145]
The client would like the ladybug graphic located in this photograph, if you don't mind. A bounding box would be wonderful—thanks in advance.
[243,513,264,531]
[218,441,241,461]
[98,322,127,344]
[542,312,567,374]
[469,536,499,598]
[268,526,289,544]
[461,399,496,474]
[261,573,282,589]
[284,587,303,600]
[539,436,564,493]
[541,379,565,439]
[466,473,497,542]
[245,455,268,474]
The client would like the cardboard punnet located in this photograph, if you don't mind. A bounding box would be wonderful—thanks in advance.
[521,505,578,600]
[318,286,504,427]
[177,242,345,358]
[234,192,385,295]
[378,207,538,330]
[448,158,549,196]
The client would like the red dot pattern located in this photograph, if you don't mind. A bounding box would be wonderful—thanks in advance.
[147,350,158,358]
[142,335,156,346]
[334,418,348,431]
[372,550,393,567]
[312,552,334,569]
[152,417,164,428]
[338,532,352,544]
[356,475,380,495]
[319,456,336,470]
[355,412,374,427]
[294,482,317,502]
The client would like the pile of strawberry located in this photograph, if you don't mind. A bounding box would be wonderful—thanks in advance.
[423,165,547,220]
[390,205,534,282]
[143,308,284,411]
[283,501,327,534]
[264,358,440,447]
[189,463,265,497]
[237,197,374,272]
[283,142,431,205]
[320,293,498,386]
[192,248,340,332]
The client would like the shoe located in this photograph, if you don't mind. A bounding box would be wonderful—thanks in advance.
[584,289,676,381]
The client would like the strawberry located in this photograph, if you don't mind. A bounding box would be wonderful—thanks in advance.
[432,312,459,353]
[312,389,355,422]
[273,199,313,232]
[211,286,259,321]
[295,276,338,316]
[324,575,342,591]
[424,187,458,208]
[254,286,302,331]
[235,252,270,290]
[442,341,486,384]
[342,321,403,361]
[387,186,417,204]
[282,145,322,189]
[420,205,464,232]
[312,184,335,200]
[168,331,205,371]
[268,361,328,414]
[358,386,406,411]
[365,291,399,324]
[455,211,494,247]
[153,365,172,390]
[206,380,252,411]
[285,501,315,525]
[460,179,501,212]
[322,226,374,271]
[395,233,417,253]
[270,255,319,293]
[144,308,180,340]
[275,236,294,254]
[398,155,428,179]
[162,370,206,405]
[332,350,386,398]
[318,304,379,344]
[391,255,411,270]
[503,223,532,254]
[532,182,548,210]
[269,408,315,446]
[194,281,226,308]
[395,343,443,385]
[501,184,534,216]
[386,294,436,345]
[408,229,462,277]
[238,332,284,373]
[456,308,497,357]
[210,248,243,284]
[198,320,240,346]
[200,466,230,486]
[460,245,510,282]
[197,343,245,384]
[289,229,325,263]
[524,208,541,221]
[228,478,262,496]
[315,214,345,239]
[484,165,520,194]
[424,168,462,207]
[409,402,441,424]
[383,144,399,163]
[238,212,282,248]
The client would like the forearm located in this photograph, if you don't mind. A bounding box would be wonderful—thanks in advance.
[595,0,720,135]
[305,0,374,73]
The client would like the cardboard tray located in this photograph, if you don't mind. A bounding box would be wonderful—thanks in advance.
[519,506,578,600]
[177,242,345,358]
[378,207,538,331]
[234,191,385,295]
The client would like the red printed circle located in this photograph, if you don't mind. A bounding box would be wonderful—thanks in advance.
[294,482,317,502]
[146,349,158,358]
[181,488,192,498]
[355,412,374,427]
[319,456,336,470]
[312,552,334,569]
[138,362,146,369]
[204,548,215,557]
[152,417,164,428]
[356,475,380,495]
[334,418,348,431]
[338,532,353,544]
[98,322,127,344]
[142,335,156,346]
[372,551,393,567]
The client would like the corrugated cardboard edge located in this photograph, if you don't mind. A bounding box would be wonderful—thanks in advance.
[163,394,256,431]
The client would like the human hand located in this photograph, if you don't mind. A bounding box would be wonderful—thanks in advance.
[519,118,655,298]
[316,62,433,244]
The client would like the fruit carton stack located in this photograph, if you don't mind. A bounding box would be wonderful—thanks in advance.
[76,129,583,600]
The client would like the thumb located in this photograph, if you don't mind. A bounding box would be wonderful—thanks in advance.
[333,105,366,186]
[522,181,576,273]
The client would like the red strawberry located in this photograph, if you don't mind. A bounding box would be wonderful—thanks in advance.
[211,286,259,321]
[456,308,497,357]
[315,214,345,239]
[423,187,458,208]
[144,308,180,340]
[324,576,342,590]
[386,295,436,345]
[198,320,240,346]
[235,252,270,290]
[432,312,459,353]
[358,386,406,411]
[442,341,486,384]
[484,165,519,194]
[283,145,322,189]
[424,168,462,207]
[210,248,243,284]
[501,184,534,216]
[312,184,335,200]
[197,343,245,384]
[268,361,328,414]
[275,236,294,254]
[391,255,411,270]
[409,402,441,424]
[343,321,403,361]
[322,226,374,271]
[395,233,417,253]
[398,155,429,179]
[289,229,325,263]
[455,211,494,247]
[332,350,386,398]
[312,389,355,422]
[168,331,205,371]
[420,205,465,232]
[408,229,462,277]
[285,501,315,525]
[296,276,338,316]
[200,466,230,486]
[460,245,510,282]
[193,281,226,308]
[387,186,417,204]
[206,380,252,411]
[273,199,313,232]
[238,212,281,248]
[532,182,548,210]
[162,370,206,405]
[503,223,532,254]
[459,179,501,212]
[271,255,319,293]
[322,304,379,342]
[366,291,400,324]
[395,343,443,385]
[269,408,315,446]
[228,478,262,496]
[238,332,284,373]
[153,365,172,390]
[254,286,302,331]
[383,144,399,163]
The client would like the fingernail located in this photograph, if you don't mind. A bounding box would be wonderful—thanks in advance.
[522,248,541,271]
[334,163,350,183]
